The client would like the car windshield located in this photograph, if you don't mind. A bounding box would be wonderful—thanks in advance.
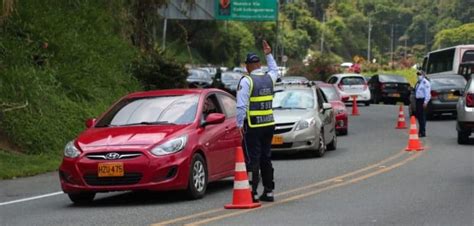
[379,75,408,83]
[188,70,210,79]
[95,95,199,127]
[222,72,241,81]
[273,88,314,109]
[320,86,340,101]
[341,77,365,85]
[430,77,466,89]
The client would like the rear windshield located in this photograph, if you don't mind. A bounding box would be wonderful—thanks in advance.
[188,70,210,79]
[320,86,339,101]
[379,75,408,83]
[341,77,365,85]
[222,72,241,81]
[430,77,467,89]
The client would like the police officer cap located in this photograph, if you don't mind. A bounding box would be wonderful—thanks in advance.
[245,53,260,64]
[416,70,425,76]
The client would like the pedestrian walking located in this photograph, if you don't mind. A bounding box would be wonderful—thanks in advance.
[236,40,279,202]
[414,70,431,137]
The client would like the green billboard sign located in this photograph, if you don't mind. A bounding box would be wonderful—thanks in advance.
[215,0,278,21]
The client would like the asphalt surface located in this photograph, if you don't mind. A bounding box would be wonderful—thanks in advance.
[0,104,472,226]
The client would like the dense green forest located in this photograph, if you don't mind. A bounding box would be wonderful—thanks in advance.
[0,0,472,178]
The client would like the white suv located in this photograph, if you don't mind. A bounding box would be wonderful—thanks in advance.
[456,76,474,144]
[327,74,371,106]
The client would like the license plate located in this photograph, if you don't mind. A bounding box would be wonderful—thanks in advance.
[446,93,458,100]
[98,162,124,177]
[389,93,400,97]
[271,135,283,145]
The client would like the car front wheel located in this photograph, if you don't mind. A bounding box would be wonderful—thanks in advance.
[312,129,326,158]
[68,192,95,205]
[457,130,470,144]
[186,153,208,199]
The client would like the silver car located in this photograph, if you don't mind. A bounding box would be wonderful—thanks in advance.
[456,75,474,144]
[271,82,337,157]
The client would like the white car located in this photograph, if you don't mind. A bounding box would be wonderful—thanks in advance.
[327,74,371,106]
[455,75,474,144]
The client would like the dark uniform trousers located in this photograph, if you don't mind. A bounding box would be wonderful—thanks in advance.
[242,122,275,193]
[415,98,426,136]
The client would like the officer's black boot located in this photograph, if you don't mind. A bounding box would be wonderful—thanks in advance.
[259,165,274,202]
[250,166,260,203]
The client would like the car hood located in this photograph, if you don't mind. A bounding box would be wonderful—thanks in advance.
[273,109,315,124]
[76,125,188,151]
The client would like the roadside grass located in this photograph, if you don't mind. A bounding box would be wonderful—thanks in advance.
[0,150,61,180]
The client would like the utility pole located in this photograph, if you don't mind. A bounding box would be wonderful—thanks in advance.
[162,18,168,50]
[390,24,394,68]
[320,12,325,54]
[367,17,372,62]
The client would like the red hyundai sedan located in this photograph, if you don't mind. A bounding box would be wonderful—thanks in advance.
[318,83,349,135]
[59,89,240,204]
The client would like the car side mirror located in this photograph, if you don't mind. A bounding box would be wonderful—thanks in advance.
[341,96,350,102]
[204,113,225,126]
[322,103,332,111]
[85,118,96,128]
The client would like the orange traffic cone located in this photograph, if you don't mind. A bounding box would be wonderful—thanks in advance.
[396,105,407,129]
[406,116,424,151]
[351,95,360,116]
[224,146,261,209]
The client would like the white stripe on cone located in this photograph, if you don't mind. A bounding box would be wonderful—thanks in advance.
[410,124,417,129]
[234,180,250,190]
[409,134,419,140]
[235,162,246,172]
[399,118,405,122]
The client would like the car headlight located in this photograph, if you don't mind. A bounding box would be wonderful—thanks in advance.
[151,135,188,156]
[295,118,316,131]
[64,141,81,158]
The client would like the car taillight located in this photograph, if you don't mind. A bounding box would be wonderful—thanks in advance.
[466,93,474,107]
[431,90,439,98]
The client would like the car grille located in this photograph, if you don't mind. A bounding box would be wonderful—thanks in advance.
[83,173,142,186]
[274,122,295,134]
[86,152,142,160]
[271,143,293,149]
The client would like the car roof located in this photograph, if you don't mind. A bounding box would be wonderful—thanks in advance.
[427,74,465,79]
[331,73,364,78]
[126,88,224,99]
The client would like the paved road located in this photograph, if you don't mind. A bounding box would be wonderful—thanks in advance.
[0,105,472,226]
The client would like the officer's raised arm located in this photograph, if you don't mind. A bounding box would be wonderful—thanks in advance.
[263,40,279,83]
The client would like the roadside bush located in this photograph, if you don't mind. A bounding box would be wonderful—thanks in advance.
[131,50,188,90]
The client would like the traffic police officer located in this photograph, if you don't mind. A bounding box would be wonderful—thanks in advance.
[236,40,279,202]
[414,70,431,137]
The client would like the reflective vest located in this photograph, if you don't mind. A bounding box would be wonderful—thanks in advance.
[246,71,275,128]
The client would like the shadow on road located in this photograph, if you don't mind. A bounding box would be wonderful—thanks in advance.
[68,180,233,208]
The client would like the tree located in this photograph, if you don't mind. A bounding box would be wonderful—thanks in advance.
[433,23,474,49]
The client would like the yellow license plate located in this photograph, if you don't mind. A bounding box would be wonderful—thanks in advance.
[447,93,458,100]
[98,162,124,177]
[272,135,283,145]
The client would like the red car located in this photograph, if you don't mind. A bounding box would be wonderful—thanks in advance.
[59,89,240,204]
[318,83,349,135]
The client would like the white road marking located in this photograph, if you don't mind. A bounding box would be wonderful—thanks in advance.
[0,191,63,206]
